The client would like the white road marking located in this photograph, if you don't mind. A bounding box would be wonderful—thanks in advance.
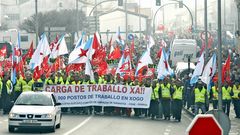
[0,121,2,124]
[3,119,8,122]
[63,116,92,135]
[165,129,171,132]
[182,113,192,121]
[163,132,169,135]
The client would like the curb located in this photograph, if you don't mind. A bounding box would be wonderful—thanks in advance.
[183,107,195,118]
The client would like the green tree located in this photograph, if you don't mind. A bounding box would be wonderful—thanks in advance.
[0,22,8,31]
[19,9,86,35]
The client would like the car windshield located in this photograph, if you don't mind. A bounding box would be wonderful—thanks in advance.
[15,93,53,106]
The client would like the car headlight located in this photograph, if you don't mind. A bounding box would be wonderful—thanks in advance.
[42,114,53,118]
[9,113,18,118]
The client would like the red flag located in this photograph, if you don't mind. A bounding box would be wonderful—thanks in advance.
[0,45,7,57]
[123,45,130,58]
[222,54,231,83]
[130,39,134,60]
[92,33,100,49]
[108,46,121,60]
[41,56,49,72]
[108,35,113,49]
[213,54,231,83]
[49,35,59,51]
[33,66,42,80]
[157,47,162,58]
[95,61,108,76]
[17,60,25,79]
[22,41,34,62]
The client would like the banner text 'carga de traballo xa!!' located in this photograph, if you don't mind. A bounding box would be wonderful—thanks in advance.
[45,84,152,108]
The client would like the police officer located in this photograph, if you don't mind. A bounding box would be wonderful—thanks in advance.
[22,72,34,92]
[61,73,70,85]
[232,81,240,118]
[46,73,56,85]
[159,77,172,120]
[194,81,207,115]
[55,71,63,84]
[211,82,218,109]
[82,74,91,115]
[0,74,12,114]
[13,73,23,101]
[34,73,47,91]
[60,73,70,113]
[149,80,159,120]
[172,80,183,122]
[104,74,115,115]
[222,82,233,116]
[133,79,141,117]
[92,72,102,115]
[70,73,81,114]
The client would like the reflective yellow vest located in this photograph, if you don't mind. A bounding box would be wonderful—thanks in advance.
[22,79,34,92]
[14,78,23,92]
[232,85,240,99]
[71,81,80,85]
[0,80,12,95]
[61,79,70,85]
[194,88,206,103]
[55,76,63,84]
[222,86,232,100]
[151,86,159,100]
[46,79,55,85]
[173,86,183,100]
[161,83,171,98]
[212,86,218,100]
[82,81,90,84]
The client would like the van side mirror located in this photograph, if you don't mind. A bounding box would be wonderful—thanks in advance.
[55,102,61,106]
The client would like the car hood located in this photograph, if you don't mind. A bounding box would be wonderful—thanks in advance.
[11,105,55,114]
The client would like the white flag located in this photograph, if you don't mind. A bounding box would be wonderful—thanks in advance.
[50,35,68,59]
[201,53,216,90]
[85,59,94,81]
[29,34,51,69]
[190,52,205,84]
[135,49,153,76]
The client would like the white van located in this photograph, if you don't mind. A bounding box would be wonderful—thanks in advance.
[170,39,198,67]
[175,62,196,80]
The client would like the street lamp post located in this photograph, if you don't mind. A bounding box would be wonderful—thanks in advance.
[125,0,128,40]
[217,0,223,111]
[76,0,79,37]
[204,0,208,59]
[35,0,38,46]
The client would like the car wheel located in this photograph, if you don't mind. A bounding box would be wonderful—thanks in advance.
[50,119,56,132]
[56,114,62,129]
[56,123,61,129]
[8,125,15,133]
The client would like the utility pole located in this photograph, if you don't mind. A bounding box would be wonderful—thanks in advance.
[195,0,197,33]
[76,0,79,37]
[125,0,128,40]
[95,0,98,32]
[138,0,141,39]
[204,0,208,59]
[35,0,38,46]
[217,0,223,111]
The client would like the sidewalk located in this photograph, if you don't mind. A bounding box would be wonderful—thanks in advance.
[183,104,240,135]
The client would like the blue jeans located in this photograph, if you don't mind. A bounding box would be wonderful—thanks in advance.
[195,102,206,115]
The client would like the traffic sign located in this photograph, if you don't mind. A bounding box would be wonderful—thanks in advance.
[200,31,212,40]
[186,114,223,135]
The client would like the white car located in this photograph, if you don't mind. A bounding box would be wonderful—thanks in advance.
[8,91,61,132]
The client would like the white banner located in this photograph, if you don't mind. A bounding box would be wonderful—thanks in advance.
[45,84,152,108]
